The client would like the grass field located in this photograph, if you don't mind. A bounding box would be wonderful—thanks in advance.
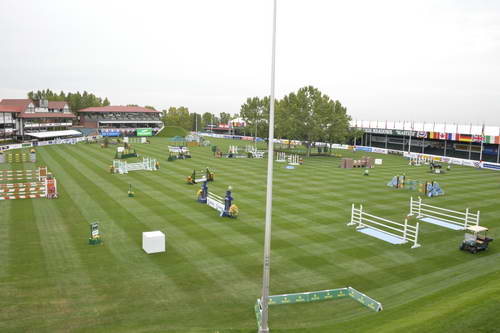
[1,138,499,333]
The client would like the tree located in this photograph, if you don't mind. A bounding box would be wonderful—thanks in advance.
[201,112,213,129]
[144,105,156,110]
[219,112,231,124]
[244,86,352,155]
[190,112,202,131]
[26,89,111,113]
[240,97,266,138]
[162,106,191,131]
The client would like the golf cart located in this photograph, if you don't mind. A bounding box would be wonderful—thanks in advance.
[460,226,493,254]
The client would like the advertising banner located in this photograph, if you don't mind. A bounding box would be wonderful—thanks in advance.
[372,148,388,154]
[482,162,500,170]
[136,128,153,137]
[354,146,372,152]
[348,287,383,312]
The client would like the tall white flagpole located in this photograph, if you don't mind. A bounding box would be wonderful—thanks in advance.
[259,0,277,332]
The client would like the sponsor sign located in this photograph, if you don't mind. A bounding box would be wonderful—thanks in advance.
[355,146,372,152]
[90,222,100,238]
[482,163,500,170]
[372,148,388,154]
[364,128,428,138]
[136,128,153,136]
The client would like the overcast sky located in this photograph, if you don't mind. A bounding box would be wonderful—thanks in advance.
[1,0,499,124]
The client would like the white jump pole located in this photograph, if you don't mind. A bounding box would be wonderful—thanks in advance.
[348,203,355,226]
[412,222,420,249]
[417,197,422,217]
[464,208,469,229]
[403,218,408,241]
[359,204,363,228]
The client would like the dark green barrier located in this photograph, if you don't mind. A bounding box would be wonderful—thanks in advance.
[255,286,382,328]
[348,287,383,312]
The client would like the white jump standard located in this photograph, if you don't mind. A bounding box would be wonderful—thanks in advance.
[347,204,421,248]
[276,152,286,162]
[408,196,480,230]
[288,154,300,166]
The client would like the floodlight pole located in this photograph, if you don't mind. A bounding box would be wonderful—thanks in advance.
[260,0,277,332]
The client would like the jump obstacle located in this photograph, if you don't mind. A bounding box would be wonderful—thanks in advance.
[340,157,374,169]
[408,156,431,166]
[0,167,58,200]
[0,150,36,163]
[387,176,444,197]
[255,287,382,330]
[276,151,286,162]
[218,145,265,158]
[168,146,191,161]
[197,181,238,217]
[187,168,214,184]
[245,145,265,158]
[408,196,480,230]
[112,157,158,174]
[115,145,138,159]
[124,137,148,144]
[288,154,301,166]
[347,204,421,248]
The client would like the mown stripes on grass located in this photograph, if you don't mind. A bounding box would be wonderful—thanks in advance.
[1,138,499,332]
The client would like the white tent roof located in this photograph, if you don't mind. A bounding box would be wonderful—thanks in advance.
[350,120,500,135]
[26,130,82,138]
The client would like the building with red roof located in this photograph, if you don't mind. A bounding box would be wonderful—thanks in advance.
[0,98,75,140]
[78,106,163,137]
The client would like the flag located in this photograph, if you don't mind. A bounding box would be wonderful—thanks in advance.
[446,133,456,141]
[459,134,472,142]
[472,135,484,143]
[439,132,446,140]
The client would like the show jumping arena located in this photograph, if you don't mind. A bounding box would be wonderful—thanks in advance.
[1,136,499,332]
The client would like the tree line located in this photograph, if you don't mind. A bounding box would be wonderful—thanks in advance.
[27,87,357,150]
[240,86,353,155]
[161,107,233,132]
[27,89,110,113]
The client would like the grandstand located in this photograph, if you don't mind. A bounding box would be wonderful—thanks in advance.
[78,106,163,136]
[351,120,500,163]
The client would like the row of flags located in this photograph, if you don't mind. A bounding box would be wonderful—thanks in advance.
[427,132,500,144]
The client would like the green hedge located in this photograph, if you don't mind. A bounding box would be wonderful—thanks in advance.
[156,126,188,137]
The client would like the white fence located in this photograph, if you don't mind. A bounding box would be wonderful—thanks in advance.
[348,204,420,248]
[113,157,157,174]
[168,146,189,153]
[207,192,225,214]
[124,137,147,143]
[409,196,480,230]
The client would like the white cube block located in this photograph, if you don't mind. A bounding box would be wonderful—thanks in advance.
[142,231,166,254]
[375,159,383,165]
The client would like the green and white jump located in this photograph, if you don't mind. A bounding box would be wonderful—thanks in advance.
[255,286,382,330]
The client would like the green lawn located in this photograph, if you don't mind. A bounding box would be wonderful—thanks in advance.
[1,138,499,333]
